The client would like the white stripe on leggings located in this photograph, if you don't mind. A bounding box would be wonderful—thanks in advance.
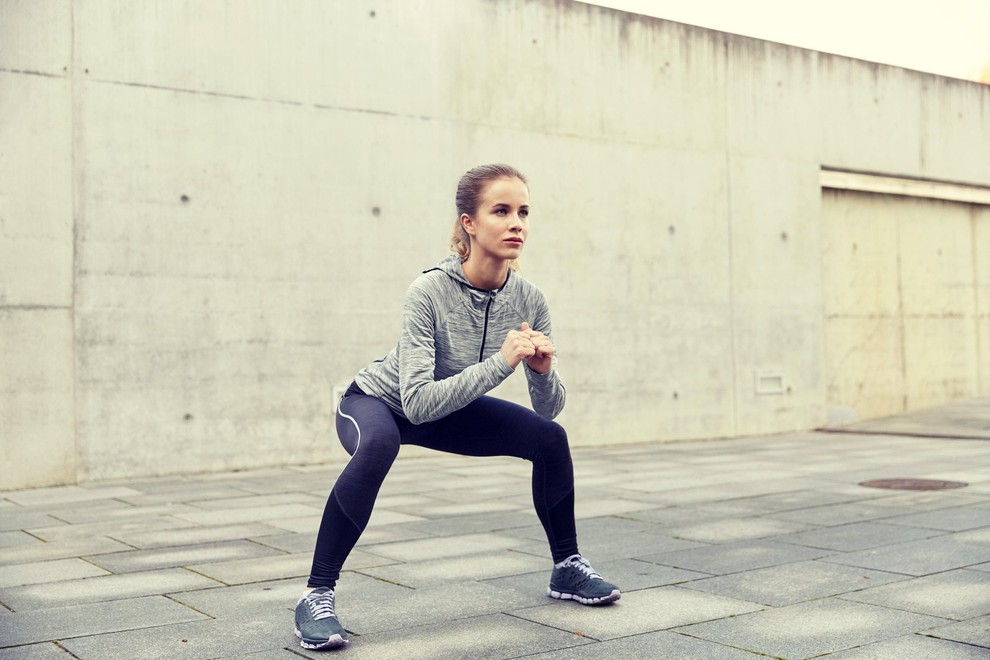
[336,397,361,455]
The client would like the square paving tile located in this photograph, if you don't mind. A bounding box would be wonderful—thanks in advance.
[840,569,990,620]
[356,549,547,588]
[361,532,522,562]
[0,568,222,611]
[109,522,285,549]
[59,615,289,659]
[673,598,950,658]
[0,596,207,647]
[824,633,990,658]
[925,614,990,648]
[0,642,76,658]
[295,613,591,660]
[84,540,284,573]
[665,516,814,543]
[683,560,908,606]
[775,521,942,552]
[509,586,764,641]
[823,538,989,576]
[0,558,110,588]
[884,505,990,532]
[637,540,830,575]
[521,630,763,659]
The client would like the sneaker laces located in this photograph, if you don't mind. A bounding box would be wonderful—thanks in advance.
[562,555,602,580]
[304,589,337,621]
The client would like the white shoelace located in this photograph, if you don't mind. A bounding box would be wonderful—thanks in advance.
[563,555,602,580]
[305,590,337,620]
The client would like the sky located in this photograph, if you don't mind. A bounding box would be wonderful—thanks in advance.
[582,0,990,82]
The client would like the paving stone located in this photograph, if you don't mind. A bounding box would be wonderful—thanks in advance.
[247,531,318,554]
[108,522,286,549]
[637,540,830,575]
[26,516,193,543]
[823,538,990,576]
[840,569,990,620]
[344,577,541,635]
[0,531,44,549]
[0,536,133,566]
[357,549,548,588]
[775,521,942,552]
[673,598,950,658]
[884,505,990,532]
[364,508,427,526]
[260,514,323,533]
[483,556,708,601]
[3,486,143,507]
[925,614,990,648]
[58,614,290,659]
[768,492,987,527]
[510,586,763,640]
[0,511,65,533]
[0,558,110,588]
[168,578,301,620]
[0,596,207,646]
[824,633,990,659]
[84,540,285,573]
[296,612,592,660]
[177,491,324,510]
[577,530,709,562]
[665,516,813,543]
[942,528,990,545]
[351,525,432,547]
[48,500,214,525]
[186,552,311,585]
[393,510,539,537]
[0,642,76,658]
[170,503,324,526]
[573,498,657,518]
[523,630,765,659]
[114,485,256,506]
[0,568,222,611]
[362,532,522,562]
[683,560,908,606]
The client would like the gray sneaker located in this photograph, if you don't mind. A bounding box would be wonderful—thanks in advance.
[295,587,349,649]
[547,554,621,605]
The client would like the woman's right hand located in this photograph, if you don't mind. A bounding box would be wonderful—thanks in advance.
[500,325,537,368]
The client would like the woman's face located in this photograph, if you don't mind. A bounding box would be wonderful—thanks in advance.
[462,176,530,264]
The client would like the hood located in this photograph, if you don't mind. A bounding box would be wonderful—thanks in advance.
[425,254,513,293]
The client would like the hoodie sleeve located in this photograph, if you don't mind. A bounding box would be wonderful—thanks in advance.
[523,296,566,420]
[398,278,515,424]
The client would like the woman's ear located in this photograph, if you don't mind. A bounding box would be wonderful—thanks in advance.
[460,213,475,237]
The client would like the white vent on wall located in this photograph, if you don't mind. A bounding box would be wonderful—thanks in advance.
[754,371,785,395]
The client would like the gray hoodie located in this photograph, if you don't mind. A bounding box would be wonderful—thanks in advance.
[354,255,566,424]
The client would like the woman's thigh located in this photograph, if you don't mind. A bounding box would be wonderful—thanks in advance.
[398,396,565,460]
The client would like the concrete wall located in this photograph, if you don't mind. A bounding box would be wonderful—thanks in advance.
[1,0,988,489]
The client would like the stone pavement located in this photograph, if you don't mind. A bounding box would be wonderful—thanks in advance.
[1,399,989,659]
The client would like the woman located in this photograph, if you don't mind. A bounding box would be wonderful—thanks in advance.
[295,164,620,650]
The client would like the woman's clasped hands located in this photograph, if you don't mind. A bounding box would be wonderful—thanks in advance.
[500,322,554,373]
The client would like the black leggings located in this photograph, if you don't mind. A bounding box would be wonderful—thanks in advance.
[307,381,579,588]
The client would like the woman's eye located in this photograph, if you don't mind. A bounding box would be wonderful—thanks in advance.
[519,209,529,218]
[495,208,507,215]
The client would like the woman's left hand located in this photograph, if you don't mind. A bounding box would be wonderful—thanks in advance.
[519,322,554,374]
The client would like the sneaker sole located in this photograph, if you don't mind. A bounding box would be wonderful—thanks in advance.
[295,628,349,649]
[547,587,621,605]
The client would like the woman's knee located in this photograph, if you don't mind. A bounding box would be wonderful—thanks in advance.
[532,420,570,458]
